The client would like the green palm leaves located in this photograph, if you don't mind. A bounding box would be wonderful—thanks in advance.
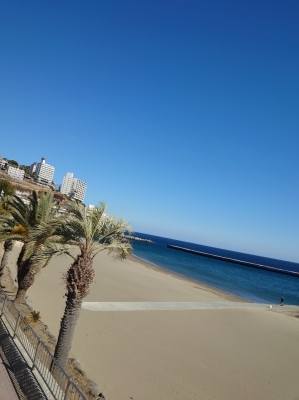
[0,190,133,372]
[0,191,68,301]
[53,201,132,369]
[59,201,132,258]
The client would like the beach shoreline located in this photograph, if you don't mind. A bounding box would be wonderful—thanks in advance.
[9,242,247,303]
[128,253,247,302]
[5,244,299,400]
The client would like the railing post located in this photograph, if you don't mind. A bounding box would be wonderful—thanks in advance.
[0,296,7,316]
[32,337,42,370]
[64,377,73,400]
[13,314,21,338]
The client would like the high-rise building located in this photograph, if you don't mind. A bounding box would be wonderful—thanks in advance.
[60,172,87,202]
[30,162,38,174]
[34,157,55,186]
[60,172,73,196]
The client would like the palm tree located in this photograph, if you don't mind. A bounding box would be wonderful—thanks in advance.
[0,194,15,287]
[0,239,13,287]
[0,184,15,287]
[53,201,132,370]
[0,191,67,302]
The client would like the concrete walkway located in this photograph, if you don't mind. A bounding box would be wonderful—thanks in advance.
[0,356,19,400]
[82,301,296,312]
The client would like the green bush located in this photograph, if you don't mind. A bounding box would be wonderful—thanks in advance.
[0,179,15,196]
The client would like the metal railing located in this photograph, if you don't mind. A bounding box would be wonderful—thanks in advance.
[0,288,86,400]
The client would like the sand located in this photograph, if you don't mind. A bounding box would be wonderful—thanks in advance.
[7,245,299,400]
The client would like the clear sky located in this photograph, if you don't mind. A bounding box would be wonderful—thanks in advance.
[0,1,298,261]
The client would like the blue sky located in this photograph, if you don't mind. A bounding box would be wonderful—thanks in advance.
[0,1,298,261]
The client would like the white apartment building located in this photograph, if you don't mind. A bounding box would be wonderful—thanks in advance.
[60,172,73,195]
[0,157,8,169]
[72,178,87,202]
[60,172,87,202]
[34,157,55,186]
[7,166,25,181]
[30,162,38,174]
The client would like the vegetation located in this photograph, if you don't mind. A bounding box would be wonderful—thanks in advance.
[19,165,32,175]
[0,185,15,285]
[0,238,13,286]
[0,191,67,302]
[0,186,133,384]
[24,310,41,325]
[7,159,18,167]
[52,201,132,370]
[0,179,15,196]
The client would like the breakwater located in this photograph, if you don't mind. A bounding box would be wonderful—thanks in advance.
[167,245,299,278]
[127,235,154,243]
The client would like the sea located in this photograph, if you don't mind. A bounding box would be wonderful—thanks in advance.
[132,233,299,305]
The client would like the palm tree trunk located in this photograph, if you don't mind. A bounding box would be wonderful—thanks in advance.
[53,254,94,370]
[53,297,83,370]
[15,267,36,303]
[0,250,9,286]
[15,245,36,303]
[0,240,13,286]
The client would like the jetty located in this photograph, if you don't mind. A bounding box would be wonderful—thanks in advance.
[126,235,154,243]
[167,245,299,277]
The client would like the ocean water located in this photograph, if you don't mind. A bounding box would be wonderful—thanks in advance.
[132,233,299,305]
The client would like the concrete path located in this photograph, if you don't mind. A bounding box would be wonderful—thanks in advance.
[82,301,291,312]
[0,356,19,400]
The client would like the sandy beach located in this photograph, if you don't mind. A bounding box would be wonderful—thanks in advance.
[7,245,299,400]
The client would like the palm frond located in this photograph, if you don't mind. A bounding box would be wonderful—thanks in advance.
[25,242,74,274]
[4,196,31,231]
[65,201,93,242]
[93,239,132,260]
[89,204,107,238]
[57,201,132,259]
[0,233,24,242]
[94,216,131,245]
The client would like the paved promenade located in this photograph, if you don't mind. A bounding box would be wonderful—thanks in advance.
[82,301,297,312]
[0,356,19,400]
